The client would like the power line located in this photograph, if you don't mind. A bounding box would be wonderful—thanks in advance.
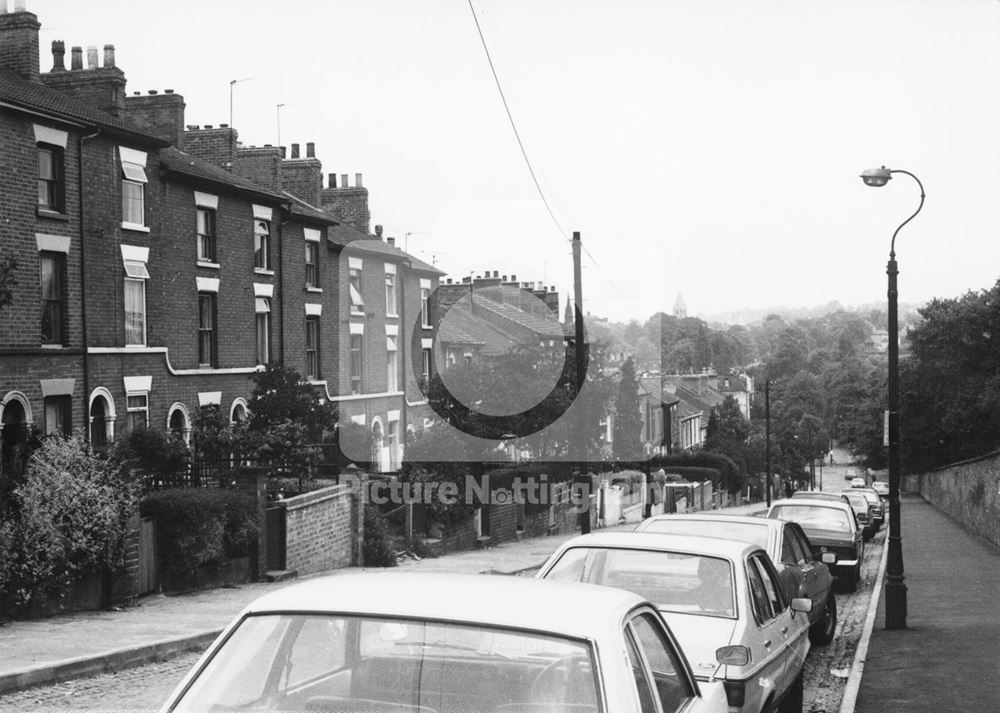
[467,0,568,240]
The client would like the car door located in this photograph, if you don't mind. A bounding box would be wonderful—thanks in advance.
[744,553,791,709]
[625,609,701,713]
[790,523,831,613]
[756,553,809,691]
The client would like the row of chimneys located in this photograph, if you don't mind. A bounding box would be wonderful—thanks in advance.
[442,273,556,292]
[50,40,116,71]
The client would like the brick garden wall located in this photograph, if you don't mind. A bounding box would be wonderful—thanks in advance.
[283,484,358,575]
[903,451,1000,548]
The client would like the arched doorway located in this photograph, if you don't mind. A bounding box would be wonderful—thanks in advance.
[1,394,31,493]
[371,419,386,472]
[88,388,116,452]
[167,403,191,445]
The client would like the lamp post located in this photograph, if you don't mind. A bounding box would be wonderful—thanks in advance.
[764,379,773,507]
[860,165,925,630]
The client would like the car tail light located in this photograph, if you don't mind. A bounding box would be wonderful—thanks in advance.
[723,679,746,707]
[716,645,751,666]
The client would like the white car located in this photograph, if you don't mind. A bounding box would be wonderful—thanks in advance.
[159,571,730,713]
[537,532,812,713]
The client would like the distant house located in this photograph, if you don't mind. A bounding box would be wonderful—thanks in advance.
[868,328,889,354]
[638,376,679,456]
[717,372,754,420]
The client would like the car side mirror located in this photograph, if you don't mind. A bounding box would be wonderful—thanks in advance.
[791,597,811,614]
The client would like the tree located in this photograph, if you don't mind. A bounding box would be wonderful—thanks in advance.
[613,357,642,460]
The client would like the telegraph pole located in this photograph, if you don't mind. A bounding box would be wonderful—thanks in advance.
[572,231,590,534]
[765,380,772,506]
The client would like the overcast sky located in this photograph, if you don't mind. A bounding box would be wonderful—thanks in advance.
[35,0,1000,322]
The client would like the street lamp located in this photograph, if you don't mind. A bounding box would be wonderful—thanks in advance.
[764,379,774,507]
[860,165,925,630]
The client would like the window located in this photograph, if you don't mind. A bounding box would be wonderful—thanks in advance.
[349,266,363,314]
[126,393,148,432]
[197,207,216,262]
[386,419,399,471]
[349,334,363,394]
[631,612,691,713]
[421,347,432,385]
[254,219,271,270]
[385,269,397,316]
[305,241,319,288]
[39,251,65,344]
[305,317,320,379]
[255,297,271,365]
[198,292,217,367]
[123,258,149,346]
[44,395,71,437]
[420,287,431,327]
[121,163,146,226]
[37,144,64,212]
[624,628,659,713]
[386,334,398,391]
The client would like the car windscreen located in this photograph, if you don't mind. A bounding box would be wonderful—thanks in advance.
[842,493,867,511]
[641,519,768,549]
[543,547,736,619]
[770,505,853,533]
[169,613,600,712]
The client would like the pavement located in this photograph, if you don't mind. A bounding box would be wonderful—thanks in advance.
[0,502,760,695]
[852,494,1000,713]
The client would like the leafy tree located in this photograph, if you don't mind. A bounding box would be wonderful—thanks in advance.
[613,357,642,460]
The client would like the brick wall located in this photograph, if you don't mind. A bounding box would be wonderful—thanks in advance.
[321,175,369,234]
[183,126,237,169]
[234,146,283,192]
[124,91,186,148]
[283,484,358,574]
[904,451,1000,548]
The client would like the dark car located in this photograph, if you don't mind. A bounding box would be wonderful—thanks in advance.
[843,487,884,531]
[791,491,850,504]
[871,481,889,501]
[840,490,874,541]
[635,513,838,645]
[766,499,865,591]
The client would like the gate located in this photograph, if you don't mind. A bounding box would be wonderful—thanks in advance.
[137,516,157,594]
[266,504,287,571]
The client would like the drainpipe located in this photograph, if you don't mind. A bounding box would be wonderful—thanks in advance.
[277,206,290,367]
[78,128,101,442]
[399,261,408,461]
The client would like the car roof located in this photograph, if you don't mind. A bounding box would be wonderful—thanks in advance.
[241,572,647,638]
[770,498,853,513]
[553,531,762,560]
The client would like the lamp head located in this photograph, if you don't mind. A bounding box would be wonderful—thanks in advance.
[861,166,892,187]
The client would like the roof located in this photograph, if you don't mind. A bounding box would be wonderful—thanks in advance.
[768,498,854,514]
[717,375,748,393]
[345,237,443,274]
[550,531,762,561]
[638,376,680,406]
[160,147,285,202]
[242,572,646,638]
[0,69,168,147]
[283,191,339,227]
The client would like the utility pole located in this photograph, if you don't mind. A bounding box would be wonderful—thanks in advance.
[765,380,772,506]
[572,231,590,534]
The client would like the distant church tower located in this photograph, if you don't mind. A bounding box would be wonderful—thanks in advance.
[674,293,687,319]
[564,298,574,327]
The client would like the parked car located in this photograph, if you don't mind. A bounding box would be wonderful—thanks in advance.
[160,571,730,713]
[790,491,850,504]
[844,468,858,481]
[850,477,867,488]
[635,513,838,645]
[871,480,889,500]
[766,499,865,590]
[843,486,884,531]
[537,532,811,713]
[840,490,875,540]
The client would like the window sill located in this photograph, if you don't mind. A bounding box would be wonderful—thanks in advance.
[124,343,147,348]
[254,268,275,276]
[121,222,150,233]
[36,208,69,221]
[305,286,323,293]
[386,313,399,319]
[350,310,365,317]
[40,343,67,349]
[197,261,221,270]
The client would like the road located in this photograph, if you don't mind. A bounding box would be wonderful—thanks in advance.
[0,521,887,713]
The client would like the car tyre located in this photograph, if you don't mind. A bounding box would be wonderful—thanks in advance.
[777,670,804,713]
[810,591,837,646]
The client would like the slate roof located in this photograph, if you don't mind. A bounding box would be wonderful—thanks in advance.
[282,191,340,227]
[343,236,443,274]
[637,376,680,406]
[159,147,285,201]
[0,70,168,146]
[469,295,568,339]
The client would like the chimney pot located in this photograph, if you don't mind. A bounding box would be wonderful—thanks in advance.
[103,44,115,68]
[355,173,363,188]
[133,91,140,95]
[71,46,83,70]
[165,89,174,94]
[493,270,499,278]
[387,237,395,246]
[205,125,214,130]
[51,40,66,72]
[306,142,315,158]
[340,174,348,188]
[511,274,517,281]
[86,45,98,69]
[186,124,198,130]
[290,143,300,159]
[13,0,25,10]
[280,146,286,158]
[148,89,158,95]
[328,173,337,188]
[219,122,227,127]
[374,225,383,239]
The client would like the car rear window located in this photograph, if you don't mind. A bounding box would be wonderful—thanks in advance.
[770,505,853,533]
[640,519,769,549]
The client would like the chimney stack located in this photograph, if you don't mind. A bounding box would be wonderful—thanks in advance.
[290,143,299,159]
[50,39,65,71]
[387,237,395,247]
[0,4,41,81]
[340,174,348,188]
[375,225,383,240]
[328,173,337,188]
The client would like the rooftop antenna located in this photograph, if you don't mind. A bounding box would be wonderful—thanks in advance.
[276,102,298,150]
[229,77,254,127]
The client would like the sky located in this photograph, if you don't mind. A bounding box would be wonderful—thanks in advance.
[33,0,1000,323]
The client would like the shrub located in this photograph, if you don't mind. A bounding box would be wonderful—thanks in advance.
[140,488,258,578]
[362,505,397,567]
[109,426,190,484]
[0,435,137,607]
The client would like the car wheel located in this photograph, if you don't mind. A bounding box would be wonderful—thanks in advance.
[810,591,837,646]
[777,670,804,713]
